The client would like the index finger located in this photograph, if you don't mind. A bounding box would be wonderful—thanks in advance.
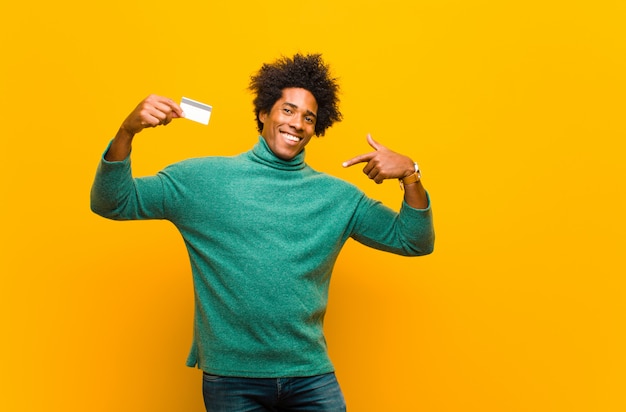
[160,98,184,118]
[342,152,375,168]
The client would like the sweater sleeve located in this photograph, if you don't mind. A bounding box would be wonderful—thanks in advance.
[349,194,435,256]
[90,144,167,221]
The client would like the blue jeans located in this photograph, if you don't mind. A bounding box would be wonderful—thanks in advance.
[202,372,347,411]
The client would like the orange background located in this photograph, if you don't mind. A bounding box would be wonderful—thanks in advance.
[2,1,625,411]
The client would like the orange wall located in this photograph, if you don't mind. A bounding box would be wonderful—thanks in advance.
[2,1,625,411]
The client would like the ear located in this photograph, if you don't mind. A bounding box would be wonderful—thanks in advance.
[259,111,267,124]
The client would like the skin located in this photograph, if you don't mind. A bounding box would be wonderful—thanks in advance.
[258,88,318,161]
[104,94,184,162]
[104,90,428,209]
[342,133,429,209]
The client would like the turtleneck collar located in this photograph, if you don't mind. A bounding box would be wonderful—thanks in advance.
[250,136,307,171]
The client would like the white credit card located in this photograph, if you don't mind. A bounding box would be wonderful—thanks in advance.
[180,97,212,125]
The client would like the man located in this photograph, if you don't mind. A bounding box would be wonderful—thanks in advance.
[91,53,434,411]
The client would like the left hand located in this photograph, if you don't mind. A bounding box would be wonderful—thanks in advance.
[342,134,415,184]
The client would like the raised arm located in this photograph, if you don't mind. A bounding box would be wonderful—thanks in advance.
[91,95,185,220]
[342,134,429,209]
[105,94,184,161]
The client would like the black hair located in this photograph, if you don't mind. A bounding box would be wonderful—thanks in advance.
[249,53,342,136]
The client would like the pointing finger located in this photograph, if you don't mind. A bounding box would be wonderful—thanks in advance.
[342,152,375,168]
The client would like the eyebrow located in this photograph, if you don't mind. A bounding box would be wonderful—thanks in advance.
[284,102,317,118]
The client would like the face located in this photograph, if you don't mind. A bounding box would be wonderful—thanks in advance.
[259,87,318,160]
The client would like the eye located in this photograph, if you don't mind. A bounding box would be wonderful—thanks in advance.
[305,116,315,124]
[283,107,292,114]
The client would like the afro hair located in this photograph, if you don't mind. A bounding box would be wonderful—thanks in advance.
[249,53,342,137]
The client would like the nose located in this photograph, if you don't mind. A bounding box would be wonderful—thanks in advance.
[289,115,303,130]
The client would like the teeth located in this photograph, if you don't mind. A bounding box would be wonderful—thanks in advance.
[282,132,301,142]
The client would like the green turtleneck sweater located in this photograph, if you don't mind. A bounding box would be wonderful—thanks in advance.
[91,136,434,378]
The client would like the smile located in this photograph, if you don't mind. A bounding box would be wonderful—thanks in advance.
[281,132,302,142]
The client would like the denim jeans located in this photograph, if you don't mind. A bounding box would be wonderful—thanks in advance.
[202,372,347,412]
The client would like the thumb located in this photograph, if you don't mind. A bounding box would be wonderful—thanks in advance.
[367,133,382,151]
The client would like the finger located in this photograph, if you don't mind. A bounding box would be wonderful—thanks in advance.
[367,167,379,181]
[152,99,182,119]
[144,95,183,119]
[367,133,384,151]
[161,98,184,118]
[140,113,162,129]
[362,162,374,176]
[148,101,183,126]
[368,165,386,184]
[143,107,169,126]
[362,164,383,184]
[342,152,375,168]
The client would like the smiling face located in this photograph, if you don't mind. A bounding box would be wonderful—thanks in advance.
[259,88,318,160]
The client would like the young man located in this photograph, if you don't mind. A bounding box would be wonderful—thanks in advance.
[91,53,434,411]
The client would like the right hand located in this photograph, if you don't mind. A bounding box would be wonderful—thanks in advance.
[105,95,185,161]
[120,94,184,136]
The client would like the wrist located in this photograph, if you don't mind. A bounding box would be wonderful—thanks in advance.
[402,161,418,178]
[399,162,421,189]
[105,128,135,161]
[117,124,136,140]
